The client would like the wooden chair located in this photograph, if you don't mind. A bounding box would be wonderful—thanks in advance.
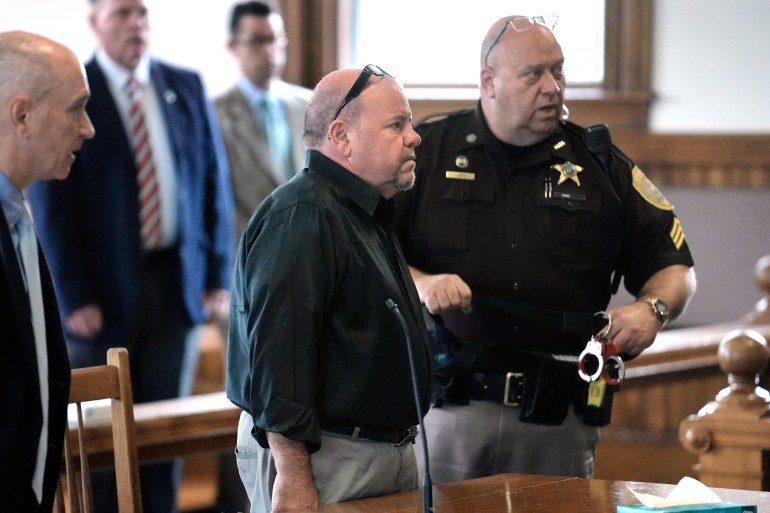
[54,347,143,513]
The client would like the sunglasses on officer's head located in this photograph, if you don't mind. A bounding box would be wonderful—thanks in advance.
[484,15,558,67]
[331,64,391,121]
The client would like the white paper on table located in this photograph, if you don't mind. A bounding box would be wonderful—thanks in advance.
[628,477,723,508]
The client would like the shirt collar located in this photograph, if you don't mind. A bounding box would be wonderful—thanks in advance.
[237,76,272,109]
[472,103,579,168]
[306,150,382,217]
[0,171,28,228]
[95,48,151,90]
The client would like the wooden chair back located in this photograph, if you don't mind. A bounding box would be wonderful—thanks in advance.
[53,347,143,513]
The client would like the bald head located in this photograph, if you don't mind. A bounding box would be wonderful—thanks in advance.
[0,31,72,105]
[481,15,560,68]
[0,31,94,189]
[304,68,372,150]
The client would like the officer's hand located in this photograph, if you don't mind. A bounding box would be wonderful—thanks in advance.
[412,272,472,315]
[604,302,660,356]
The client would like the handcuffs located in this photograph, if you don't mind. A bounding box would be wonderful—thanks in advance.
[577,311,625,385]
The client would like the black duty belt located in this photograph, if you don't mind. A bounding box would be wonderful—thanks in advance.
[473,295,607,339]
[470,372,526,407]
[322,425,418,446]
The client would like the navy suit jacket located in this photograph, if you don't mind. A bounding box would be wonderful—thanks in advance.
[0,209,70,512]
[28,57,233,343]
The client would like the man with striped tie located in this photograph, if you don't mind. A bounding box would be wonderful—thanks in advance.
[27,1,234,512]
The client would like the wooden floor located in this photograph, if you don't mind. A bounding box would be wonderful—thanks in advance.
[179,455,220,512]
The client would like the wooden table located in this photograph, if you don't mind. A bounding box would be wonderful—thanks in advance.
[70,391,239,468]
[322,473,770,513]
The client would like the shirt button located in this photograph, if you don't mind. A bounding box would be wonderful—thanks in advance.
[510,243,518,249]
[513,282,519,291]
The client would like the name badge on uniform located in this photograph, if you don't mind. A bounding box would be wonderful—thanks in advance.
[445,171,475,181]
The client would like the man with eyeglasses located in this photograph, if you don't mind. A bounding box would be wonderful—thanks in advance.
[215,1,311,239]
[226,65,431,512]
[394,16,696,482]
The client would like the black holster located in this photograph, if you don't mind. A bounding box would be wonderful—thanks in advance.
[518,359,574,425]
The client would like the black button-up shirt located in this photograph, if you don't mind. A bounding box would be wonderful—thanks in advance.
[227,150,431,451]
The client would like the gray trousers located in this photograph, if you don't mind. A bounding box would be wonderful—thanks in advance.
[236,411,418,512]
[416,400,600,484]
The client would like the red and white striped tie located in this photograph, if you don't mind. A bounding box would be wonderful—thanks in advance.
[126,76,163,249]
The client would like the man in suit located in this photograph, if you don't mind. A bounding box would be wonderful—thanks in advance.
[0,30,94,512]
[27,1,234,512]
[215,0,311,237]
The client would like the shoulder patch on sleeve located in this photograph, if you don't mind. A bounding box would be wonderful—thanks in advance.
[669,217,686,250]
[632,165,673,211]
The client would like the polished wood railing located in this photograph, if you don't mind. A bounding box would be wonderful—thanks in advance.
[679,327,770,490]
[596,254,770,484]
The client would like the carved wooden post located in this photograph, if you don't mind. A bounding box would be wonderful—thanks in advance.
[679,329,770,490]
[743,254,770,325]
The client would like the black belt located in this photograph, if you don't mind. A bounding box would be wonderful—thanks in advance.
[470,372,526,407]
[322,425,418,446]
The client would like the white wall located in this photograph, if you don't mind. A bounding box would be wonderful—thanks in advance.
[0,0,242,97]
[608,188,770,327]
[1,0,768,131]
[650,0,770,133]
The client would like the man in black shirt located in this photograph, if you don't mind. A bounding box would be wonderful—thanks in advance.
[394,17,696,482]
[227,65,431,512]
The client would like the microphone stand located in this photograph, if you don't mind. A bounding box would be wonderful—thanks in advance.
[386,299,433,513]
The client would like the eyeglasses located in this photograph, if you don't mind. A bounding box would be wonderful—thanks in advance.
[483,15,559,67]
[331,64,391,121]
[234,34,288,49]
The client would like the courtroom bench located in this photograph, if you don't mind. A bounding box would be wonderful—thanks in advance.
[68,390,238,469]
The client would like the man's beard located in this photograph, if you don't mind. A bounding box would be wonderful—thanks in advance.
[393,158,416,191]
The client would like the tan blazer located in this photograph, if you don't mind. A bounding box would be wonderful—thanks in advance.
[215,80,310,237]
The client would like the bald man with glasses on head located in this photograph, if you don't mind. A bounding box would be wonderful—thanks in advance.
[394,15,696,483]
[227,65,430,513]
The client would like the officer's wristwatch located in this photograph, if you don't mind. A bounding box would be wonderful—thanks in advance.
[639,297,670,326]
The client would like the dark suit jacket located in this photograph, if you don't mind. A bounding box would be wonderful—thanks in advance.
[0,209,70,512]
[28,57,233,344]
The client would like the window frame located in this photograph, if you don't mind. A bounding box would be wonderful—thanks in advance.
[280,0,652,131]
